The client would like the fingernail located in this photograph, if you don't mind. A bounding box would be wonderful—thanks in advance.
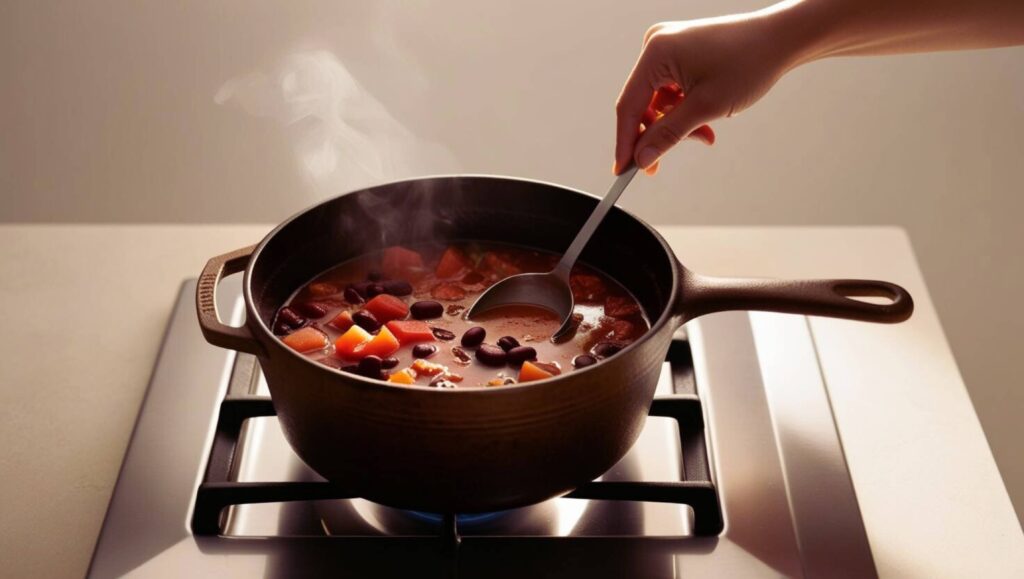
[637,147,660,169]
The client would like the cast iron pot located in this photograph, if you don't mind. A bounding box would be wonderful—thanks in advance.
[197,175,913,514]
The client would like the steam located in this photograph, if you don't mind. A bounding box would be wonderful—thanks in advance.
[215,50,457,196]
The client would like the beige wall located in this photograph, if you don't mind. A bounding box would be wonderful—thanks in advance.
[2,1,1021,524]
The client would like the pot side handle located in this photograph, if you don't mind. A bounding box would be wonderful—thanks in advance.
[196,245,264,355]
[676,268,914,324]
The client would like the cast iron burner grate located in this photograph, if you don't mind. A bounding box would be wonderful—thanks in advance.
[191,339,722,549]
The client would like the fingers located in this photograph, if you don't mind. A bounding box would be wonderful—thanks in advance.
[614,60,654,174]
[633,91,719,169]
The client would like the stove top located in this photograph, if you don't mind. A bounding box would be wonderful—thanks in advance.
[89,277,876,578]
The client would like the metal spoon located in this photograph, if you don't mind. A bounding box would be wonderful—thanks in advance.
[466,163,640,340]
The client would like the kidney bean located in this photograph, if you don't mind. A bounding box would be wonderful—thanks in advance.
[410,300,444,320]
[278,307,306,328]
[506,346,537,366]
[496,336,520,352]
[272,320,294,336]
[413,344,438,359]
[383,280,413,297]
[451,346,472,365]
[358,355,383,376]
[431,327,456,341]
[350,281,373,298]
[292,301,329,319]
[344,287,365,305]
[353,310,381,332]
[573,354,597,369]
[366,283,386,298]
[475,344,507,366]
[461,326,486,347]
[381,357,400,369]
[591,342,623,358]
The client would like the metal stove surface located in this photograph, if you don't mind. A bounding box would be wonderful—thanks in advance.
[89,278,875,578]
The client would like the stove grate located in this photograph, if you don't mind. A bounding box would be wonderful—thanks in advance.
[191,339,723,544]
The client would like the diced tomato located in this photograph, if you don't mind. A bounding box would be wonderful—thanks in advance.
[308,282,339,297]
[282,327,329,353]
[388,369,416,385]
[381,246,424,279]
[328,310,354,331]
[334,325,372,360]
[431,282,466,301]
[518,361,554,382]
[386,320,435,344]
[358,326,401,358]
[364,294,409,323]
[604,295,640,318]
[435,246,473,278]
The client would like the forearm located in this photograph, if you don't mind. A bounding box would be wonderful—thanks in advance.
[765,0,1024,66]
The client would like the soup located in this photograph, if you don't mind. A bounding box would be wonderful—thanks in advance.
[273,242,649,387]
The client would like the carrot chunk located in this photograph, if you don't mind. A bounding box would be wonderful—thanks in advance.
[518,361,554,383]
[328,310,354,331]
[435,246,473,278]
[386,320,436,344]
[359,326,401,358]
[334,325,372,360]
[381,246,424,279]
[364,294,410,323]
[388,369,417,385]
[282,327,329,353]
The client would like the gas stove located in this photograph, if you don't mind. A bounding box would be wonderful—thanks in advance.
[89,277,875,578]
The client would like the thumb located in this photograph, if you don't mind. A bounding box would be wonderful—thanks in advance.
[633,91,718,169]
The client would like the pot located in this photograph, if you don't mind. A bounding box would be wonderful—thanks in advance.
[197,175,912,513]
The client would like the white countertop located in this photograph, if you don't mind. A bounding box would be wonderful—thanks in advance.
[0,224,1020,578]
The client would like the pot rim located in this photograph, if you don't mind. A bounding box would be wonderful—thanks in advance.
[243,172,682,394]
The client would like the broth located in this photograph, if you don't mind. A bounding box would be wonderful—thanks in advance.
[273,242,649,387]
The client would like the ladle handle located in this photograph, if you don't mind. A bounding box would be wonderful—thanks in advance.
[553,163,640,281]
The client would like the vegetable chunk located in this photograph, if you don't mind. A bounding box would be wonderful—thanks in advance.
[359,326,401,358]
[435,246,473,278]
[334,325,372,360]
[282,327,328,353]
[364,294,410,323]
[386,320,436,344]
[381,246,424,279]
[518,361,554,382]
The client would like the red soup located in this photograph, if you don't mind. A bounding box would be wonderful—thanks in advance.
[273,242,649,387]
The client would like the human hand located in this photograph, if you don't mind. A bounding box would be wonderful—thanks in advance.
[615,10,805,174]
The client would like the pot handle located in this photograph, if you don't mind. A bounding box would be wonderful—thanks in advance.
[676,267,914,324]
[196,245,264,355]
